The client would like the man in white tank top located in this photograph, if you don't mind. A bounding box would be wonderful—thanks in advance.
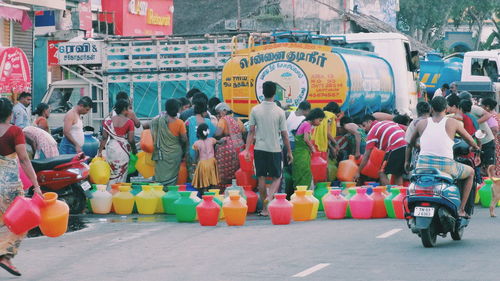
[405,96,479,218]
[59,97,93,154]
[286,101,311,149]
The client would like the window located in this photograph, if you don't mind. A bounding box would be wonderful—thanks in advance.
[48,87,84,113]
[470,58,499,81]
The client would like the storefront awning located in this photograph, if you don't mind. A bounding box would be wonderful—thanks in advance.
[0,3,32,30]
[0,47,31,94]
[9,0,66,10]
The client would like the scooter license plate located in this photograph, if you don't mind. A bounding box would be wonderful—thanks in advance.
[414,207,435,217]
[81,181,91,191]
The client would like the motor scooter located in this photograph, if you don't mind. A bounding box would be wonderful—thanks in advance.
[28,153,91,214]
[406,139,477,247]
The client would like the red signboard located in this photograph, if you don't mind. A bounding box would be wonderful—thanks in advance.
[79,1,93,38]
[0,47,31,93]
[102,0,173,36]
[47,40,66,66]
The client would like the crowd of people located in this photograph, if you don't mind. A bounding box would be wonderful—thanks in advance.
[0,80,498,275]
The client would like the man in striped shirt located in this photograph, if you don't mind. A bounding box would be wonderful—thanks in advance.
[358,115,407,185]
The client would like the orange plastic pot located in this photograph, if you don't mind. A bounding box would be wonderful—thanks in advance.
[361,148,385,179]
[177,162,188,184]
[223,194,248,226]
[140,129,154,153]
[39,192,69,238]
[337,155,358,182]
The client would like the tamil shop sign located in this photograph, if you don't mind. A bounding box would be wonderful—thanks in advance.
[56,41,103,65]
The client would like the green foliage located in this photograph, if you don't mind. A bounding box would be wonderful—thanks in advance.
[398,0,500,50]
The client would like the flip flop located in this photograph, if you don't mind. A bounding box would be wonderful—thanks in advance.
[257,211,269,217]
[459,214,471,220]
[0,261,21,276]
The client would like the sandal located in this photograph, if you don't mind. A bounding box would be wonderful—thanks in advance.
[0,259,21,276]
[257,211,269,217]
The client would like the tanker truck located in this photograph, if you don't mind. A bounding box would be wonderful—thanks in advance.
[222,32,418,117]
[419,53,463,95]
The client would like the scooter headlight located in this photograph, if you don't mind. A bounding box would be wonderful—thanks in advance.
[68,168,83,179]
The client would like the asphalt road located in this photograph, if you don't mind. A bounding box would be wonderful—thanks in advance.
[8,208,500,281]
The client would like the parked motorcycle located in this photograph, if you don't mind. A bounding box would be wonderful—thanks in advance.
[406,138,477,247]
[28,153,91,214]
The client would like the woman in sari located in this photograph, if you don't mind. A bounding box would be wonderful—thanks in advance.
[186,100,218,180]
[0,98,41,276]
[151,99,187,185]
[214,102,245,185]
[293,108,325,188]
[98,99,137,185]
[23,126,59,159]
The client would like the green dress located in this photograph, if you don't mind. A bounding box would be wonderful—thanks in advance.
[292,134,312,188]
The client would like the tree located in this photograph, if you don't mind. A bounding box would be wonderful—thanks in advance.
[398,0,500,50]
[397,0,459,46]
[451,0,500,49]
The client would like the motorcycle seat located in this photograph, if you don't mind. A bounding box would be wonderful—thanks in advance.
[31,154,76,171]
[411,168,454,184]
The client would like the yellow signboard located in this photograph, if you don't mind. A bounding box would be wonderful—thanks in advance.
[222,43,349,116]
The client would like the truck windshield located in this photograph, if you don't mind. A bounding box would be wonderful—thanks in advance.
[470,58,498,81]
[48,87,85,113]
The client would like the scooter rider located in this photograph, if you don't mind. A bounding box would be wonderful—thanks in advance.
[405,96,479,218]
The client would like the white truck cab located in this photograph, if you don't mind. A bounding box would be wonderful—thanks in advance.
[456,50,499,107]
[41,78,107,131]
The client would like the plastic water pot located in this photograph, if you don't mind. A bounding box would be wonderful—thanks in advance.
[174,191,198,222]
[82,132,99,158]
[290,185,309,201]
[89,157,111,185]
[150,185,166,213]
[313,182,330,211]
[196,195,221,226]
[135,185,157,215]
[345,187,358,218]
[243,185,258,213]
[112,186,135,215]
[238,145,254,172]
[90,185,112,214]
[223,194,248,226]
[291,190,313,221]
[235,169,257,188]
[140,129,154,153]
[393,188,408,219]
[479,179,494,208]
[337,155,358,182]
[268,193,292,225]
[349,187,374,219]
[136,152,155,179]
[323,189,348,219]
[177,161,188,185]
[311,152,327,182]
[306,190,319,220]
[361,148,385,179]
[384,187,400,218]
[3,193,44,234]
[39,192,69,238]
[370,186,387,218]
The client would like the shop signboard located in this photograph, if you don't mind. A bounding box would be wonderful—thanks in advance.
[0,47,31,94]
[102,0,173,36]
[56,41,103,65]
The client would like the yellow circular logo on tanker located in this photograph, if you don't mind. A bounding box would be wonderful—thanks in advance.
[255,61,308,107]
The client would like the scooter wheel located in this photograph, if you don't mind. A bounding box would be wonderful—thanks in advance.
[451,227,464,241]
[420,224,437,248]
[59,183,86,214]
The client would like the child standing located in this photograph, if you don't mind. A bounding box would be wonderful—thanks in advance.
[192,123,219,192]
